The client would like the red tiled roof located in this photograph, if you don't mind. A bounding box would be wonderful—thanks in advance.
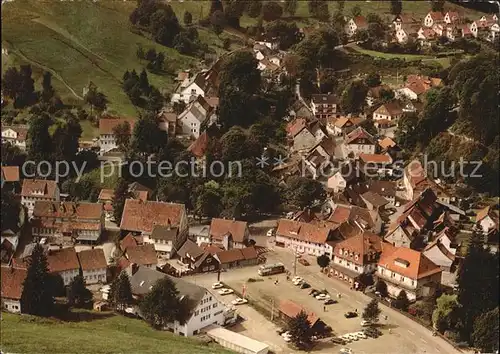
[286,118,307,137]
[204,244,223,255]
[353,16,368,29]
[216,248,245,264]
[378,247,441,280]
[1,166,19,182]
[276,219,331,244]
[98,189,114,201]
[21,179,58,198]
[374,101,403,116]
[187,132,210,158]
[210,218,248,244]
[329,206,351,224]
[378,137,397,150]
[345,127,375,145]
[1,266,27,300]
[334,232,384,265]
[428,11,444,21]
[120,199,185,234]
[99,118,135,135]
[33,201,102,219]
[240,246,258,260]
[359,153,392,164]
[47,247,80,273]
[126,244,157,266]
[77,249,107,270]
[279,299,319,325]
[120,233,138,252]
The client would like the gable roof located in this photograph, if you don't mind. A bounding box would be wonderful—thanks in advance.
[345,127,376,145]
[311,94,338,105]
[428,11,444,21]
[99,118,135,135]
[33,201,102,219]
[129,266,207,315]
[276,219,331,244]
[329,205,351,225]
[279,299,319,325]
[352,16,368,29]
[187,132,210,158]
[405,75,442,95]
[286,118,308,137]
[334,232,385,265]
[215,248,245,264]
[210,218,248,244]
[120,233,139,252]
[374,101,403,116]
[361,192,389,208]
[150,224,179,241]
[21,179,58,198]
[77,248,107,270]
[2,125,28,141]
[359,153,392,164]
[126,244,157,266]
[476,205,498,224]
[177,239,205,260]
[1,266,27,300]
[120,199,185,234]
[379,137,397,150]
[1,166,20,182]
[378,246,441,280]
[47,247,80,273]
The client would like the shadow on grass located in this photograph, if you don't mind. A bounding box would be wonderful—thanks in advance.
[52,305,116,322]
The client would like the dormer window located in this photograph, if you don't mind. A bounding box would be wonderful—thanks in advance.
[394,258,410,268]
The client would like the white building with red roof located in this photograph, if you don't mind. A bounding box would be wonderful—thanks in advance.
[344,127,376,158]
[120,199,188,258]
[98,118,135,155]
[275,219,334,257]
[21,179,60,217]
[376,246,442,301]
[77,248,107,285]
[47,247,80,285]
[424,11,444,28]
[208,218,250,250]
[1,266,27,313]
[345,16,368,37]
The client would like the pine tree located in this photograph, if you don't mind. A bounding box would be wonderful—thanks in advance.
[362,299,381,322]
[41,71,55,102]
[139,69,151,95]
[288,310,313,350]
[20,244,54,316]
[112,178,131,223]
[109,271,133,311]
[390,0,402,16]
[67,275,92,308]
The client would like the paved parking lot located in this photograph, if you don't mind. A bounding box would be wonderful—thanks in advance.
[187,247,461,354]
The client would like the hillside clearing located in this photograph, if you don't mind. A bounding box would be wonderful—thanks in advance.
[0,311,231,354]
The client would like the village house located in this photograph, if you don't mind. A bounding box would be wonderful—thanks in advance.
[395,25,419,44]
[360,191,390,212]
[187,131,210,161]
[125,244,158,269]
[310,94,338,120]
[275,219,334,257]
[98,118,135,155]
[384,189,441,249]
[208,218,250,250]
[373,101,403,122]
[1,125,28,151]
[171,71,210,105]
[344,127,377,158]
[393,13,420,31]
[444,11,460,24]
[417,27,437,47]
[120,199,188,259]
[1,166,20,192]
[376,246,442,301]
[98,183,150,221]
[303,138,337,179]
[278,299,322,333]
[1,229,19,264]
[329,232,392,288]
[402,160,451,203]
[47,247,80,286]
[77,248,107,285]
[358,153,393,177]
[462,22,477,38]
[286,118,319,153]
[129,266,227,336]
[475,205,499,236]
[178,95,216,139]
[177,239,219,273]
[21,179,60,217]
[326,116,364,136]
[396,75,442,101]
[327,161,363,193]
[424,11,444,28]
[1,266,27,313]
[345,16,368,37]
[31,201,104,244]
[215,247,260,270]
[157,109,177,136]
[423,227,458,273]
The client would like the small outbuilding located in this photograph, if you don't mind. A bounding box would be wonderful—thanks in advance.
[204,325,269,354]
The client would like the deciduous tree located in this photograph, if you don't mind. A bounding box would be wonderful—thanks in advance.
[246,1,262,18]
[262,2,283,22]
[288,310,314,350]
[390,0,403,16]
[362,299,381,322]
[183,11,192,26]
[316,254,330,269]
[284,0,298,16]
[472,307,499,353]
[112,178,132,223]
[341,80,368,114]
[67,275,92,308]
[375,280,388,297]
[112,121,132,152]
[394,290,410,311]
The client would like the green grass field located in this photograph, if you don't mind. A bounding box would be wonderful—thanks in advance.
[1,311,232,354]
[1,0,233,117]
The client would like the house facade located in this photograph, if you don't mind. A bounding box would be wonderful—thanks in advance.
[171,72,209,105]
[77,248,107,285]
[47,247,80,286]
[178,96,215,138]
[424,11,444,28]
[98,118,135,155]
[310,94,338,120]
[376,247,442,301]
[1,125,28,150]
[275,219,334,257]
[1,266,27,313]
[344,127,376,158]
[345,16,368,37]
[209,218,250,250]
[120,200,188,259]
[31,201,104,244]
[21,179,60,217]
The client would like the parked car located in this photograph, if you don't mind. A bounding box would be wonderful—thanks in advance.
[309,289,319,296]
[355,332,367,339]
[231,297,248,305]
[218,288,234,295]
[266,228,276,237]
[282,331,292,342]
[298,258,310,266]
[364,328,382,338]
[331,337,346,345]
[344,311,358,318]
[316,293,330,301]
[339,347,353,354]
[212,282,224,289]
[360,320,372,327]
[341,335,351,343]
[300,282,311,289]
[347,333,358,341]
[324,299,338,305]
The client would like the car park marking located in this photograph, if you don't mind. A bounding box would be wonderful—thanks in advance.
[407,330,415,335]
[420,338,428,344]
